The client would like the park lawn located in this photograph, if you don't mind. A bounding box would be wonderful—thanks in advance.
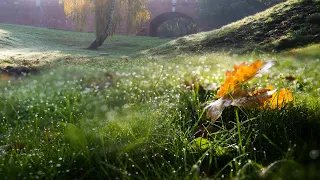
[1,23,320,179]
[0,23,169,67]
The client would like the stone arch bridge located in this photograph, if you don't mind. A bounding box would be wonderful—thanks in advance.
[141,0,206,36]
[0,0,209,36]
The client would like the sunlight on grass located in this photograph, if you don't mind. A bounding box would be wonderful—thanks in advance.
[284,44,320,59]
[0,23,319,179]
[146,0,320,55]
[0,24,169,64]
[0,50,319,179]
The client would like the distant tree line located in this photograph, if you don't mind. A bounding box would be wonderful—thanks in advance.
[198,0,286,29]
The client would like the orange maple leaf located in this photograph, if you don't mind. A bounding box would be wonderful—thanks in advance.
[264,86,293,109]
[226,87,276,108]
[216,60,264,98]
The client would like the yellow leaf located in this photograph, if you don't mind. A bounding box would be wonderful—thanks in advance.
[264,87,293,110]
[216,60,267,98]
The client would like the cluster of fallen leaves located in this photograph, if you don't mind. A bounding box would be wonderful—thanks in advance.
[0,66,40,80]
[205,60,293,122]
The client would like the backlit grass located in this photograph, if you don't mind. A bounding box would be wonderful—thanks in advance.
[143,0,320,56]
[0,23,169,66]
[0,24,320,179]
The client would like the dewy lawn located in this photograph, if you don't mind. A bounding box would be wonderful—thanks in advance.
[0,24,320,179]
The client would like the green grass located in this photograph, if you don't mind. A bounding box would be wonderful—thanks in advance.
[0,21,320,180]
[0,24,169,67]
[143,0,320,56]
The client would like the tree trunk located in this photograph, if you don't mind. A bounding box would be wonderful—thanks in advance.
[87,39,100,50]
[87,0,116,50]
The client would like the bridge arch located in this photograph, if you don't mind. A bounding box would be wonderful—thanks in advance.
[149,12,196,37]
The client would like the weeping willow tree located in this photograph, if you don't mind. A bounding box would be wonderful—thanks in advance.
[62,0,150,49]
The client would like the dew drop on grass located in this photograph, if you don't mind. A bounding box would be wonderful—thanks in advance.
[309,150,320,160]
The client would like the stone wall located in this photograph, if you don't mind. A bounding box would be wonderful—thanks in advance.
[0,0,94,32]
